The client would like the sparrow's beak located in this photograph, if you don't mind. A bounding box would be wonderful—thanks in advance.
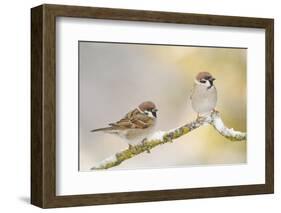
[152,109,158,118]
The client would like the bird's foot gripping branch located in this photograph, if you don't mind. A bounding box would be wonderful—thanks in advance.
[91,111,246,170]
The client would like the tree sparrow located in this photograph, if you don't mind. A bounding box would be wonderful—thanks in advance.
[91,101,158,147]
[190,72,217,117]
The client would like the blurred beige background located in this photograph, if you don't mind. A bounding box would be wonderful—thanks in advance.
[79,41,247,171]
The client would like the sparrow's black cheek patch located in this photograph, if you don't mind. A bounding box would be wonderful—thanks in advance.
[200,80,206,83]
[207,80,214,90]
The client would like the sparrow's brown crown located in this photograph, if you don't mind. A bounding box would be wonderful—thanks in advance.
[138,101,157,112]
[196,72,214,81]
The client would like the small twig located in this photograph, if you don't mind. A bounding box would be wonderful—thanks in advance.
[91,111,246,170]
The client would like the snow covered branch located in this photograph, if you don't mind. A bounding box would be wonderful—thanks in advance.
[91,111,246,170]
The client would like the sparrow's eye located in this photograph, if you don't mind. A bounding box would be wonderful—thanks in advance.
[200,80,206,83]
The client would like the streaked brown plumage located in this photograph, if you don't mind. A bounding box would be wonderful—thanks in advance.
[91,101,158,145]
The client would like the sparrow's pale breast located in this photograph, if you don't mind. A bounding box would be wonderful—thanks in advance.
[191,84,217,114]
[123,124,156,145]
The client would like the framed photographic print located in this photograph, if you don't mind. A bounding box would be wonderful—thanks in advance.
[31,4,274,208]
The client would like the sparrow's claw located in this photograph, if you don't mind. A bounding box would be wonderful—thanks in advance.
[196,114,206,122]
[141,139,151,154]
[141,138,146,145]
[212,108,219,114]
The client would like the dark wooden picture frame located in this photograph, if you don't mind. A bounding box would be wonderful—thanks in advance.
[31,4,274,208]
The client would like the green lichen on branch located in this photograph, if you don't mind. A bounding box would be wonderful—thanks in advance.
[91,111,246,170]
[92,128,192,170]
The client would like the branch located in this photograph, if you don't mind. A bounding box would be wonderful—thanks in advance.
[91,111,246,170]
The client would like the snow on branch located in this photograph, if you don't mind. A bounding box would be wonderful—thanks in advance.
[91,111,246,170]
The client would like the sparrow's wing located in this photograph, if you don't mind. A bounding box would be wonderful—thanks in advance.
[130,113,153,129]
[109,109,153,129]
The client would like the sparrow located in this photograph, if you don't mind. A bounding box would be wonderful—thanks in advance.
[90,101,158,147]
[190,72,217,117]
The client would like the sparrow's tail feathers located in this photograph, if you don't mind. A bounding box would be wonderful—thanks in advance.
[90,127,113,132]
